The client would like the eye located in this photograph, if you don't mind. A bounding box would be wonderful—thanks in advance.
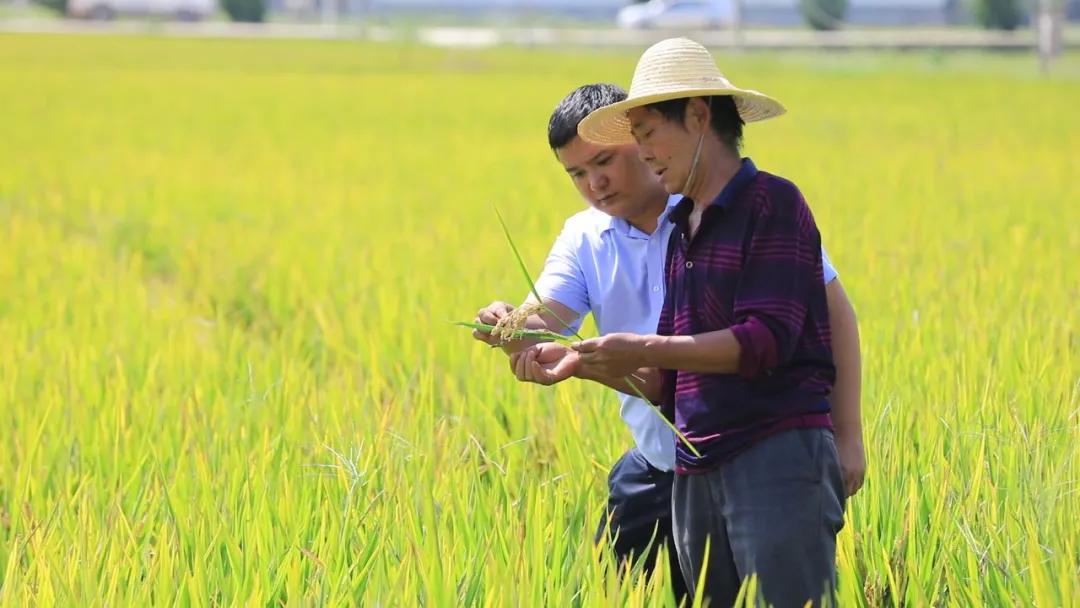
[597,155,613,166]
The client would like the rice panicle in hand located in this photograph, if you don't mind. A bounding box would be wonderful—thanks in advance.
[490,301,545,343]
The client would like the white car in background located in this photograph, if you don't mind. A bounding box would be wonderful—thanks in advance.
[68,0,215,20]
[616,0,735,29]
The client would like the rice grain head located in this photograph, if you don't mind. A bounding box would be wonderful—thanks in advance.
[491,301,545,343]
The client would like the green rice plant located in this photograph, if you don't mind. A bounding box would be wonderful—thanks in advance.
[461,206,702,458]
[0,34,1075,606]
[454,321,571,343]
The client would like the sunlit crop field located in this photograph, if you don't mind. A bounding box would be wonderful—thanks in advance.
[0,34,1077,606]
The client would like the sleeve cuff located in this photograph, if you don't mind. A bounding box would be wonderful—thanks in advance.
[730,318,779,379]
[530,282,589,319]
[821,246,838,284]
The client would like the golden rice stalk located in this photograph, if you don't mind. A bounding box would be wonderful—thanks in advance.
[490,301,545,344]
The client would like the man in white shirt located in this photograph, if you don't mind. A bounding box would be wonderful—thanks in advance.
[472,84,865,599]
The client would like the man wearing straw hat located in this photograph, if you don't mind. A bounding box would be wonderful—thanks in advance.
[556,38,847,606]
[475,57,858,604]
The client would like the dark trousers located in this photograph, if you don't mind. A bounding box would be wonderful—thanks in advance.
[596,448,688,602]
[672,428,846,608]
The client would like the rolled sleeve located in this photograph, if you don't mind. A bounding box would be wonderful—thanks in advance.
[532,219,589,335]
[729,189,821,378]
[730,318,779,379]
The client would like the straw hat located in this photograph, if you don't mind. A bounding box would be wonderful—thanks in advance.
[577,37,786,146]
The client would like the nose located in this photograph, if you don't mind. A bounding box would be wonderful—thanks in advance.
[588,170,608,193]
[637,144,654,163]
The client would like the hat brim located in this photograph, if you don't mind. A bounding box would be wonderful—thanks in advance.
[577,87,786,146]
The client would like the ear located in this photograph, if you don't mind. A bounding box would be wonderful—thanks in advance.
[686,97,710,134]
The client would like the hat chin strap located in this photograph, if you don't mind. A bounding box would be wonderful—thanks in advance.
[681,130,706,200]
[681,97,711,200]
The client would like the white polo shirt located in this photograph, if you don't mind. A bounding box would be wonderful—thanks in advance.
[532,195,837,471]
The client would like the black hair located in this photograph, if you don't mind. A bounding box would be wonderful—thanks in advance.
[642,96,744,152]
[547,84,628,151]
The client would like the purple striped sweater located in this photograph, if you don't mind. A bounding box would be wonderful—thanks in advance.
[658,158,835,474]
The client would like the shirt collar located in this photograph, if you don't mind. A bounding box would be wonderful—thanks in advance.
[603,193,684,238]
[670,157,758,224]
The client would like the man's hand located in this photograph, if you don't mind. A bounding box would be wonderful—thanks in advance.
[472,301,515,346]
[835,432,866,497]
[572,332,652,379]
[508,342,579,386]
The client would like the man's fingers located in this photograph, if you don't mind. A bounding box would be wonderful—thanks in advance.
[513,349,527,380]
[550,357,574,382]
[521,349,540,383]
[848,472,865,497]
[574,358,594,377]
[474,330,501,346]
[576,355,607,371]
[561,354,578,377]
[574,351,601,369]
[571,339,599,353]
[526,357,543,384]
[480,302,513,322]
[530,360,554,385]
[515,348,539,382]
[520,350,535,382]
[841,468,864,497]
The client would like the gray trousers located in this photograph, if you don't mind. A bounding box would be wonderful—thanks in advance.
[671,428,846,608]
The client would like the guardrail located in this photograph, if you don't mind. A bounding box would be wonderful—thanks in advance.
[0,18,1076,51]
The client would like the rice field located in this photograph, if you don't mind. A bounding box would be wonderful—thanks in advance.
[0,34,1077,606]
